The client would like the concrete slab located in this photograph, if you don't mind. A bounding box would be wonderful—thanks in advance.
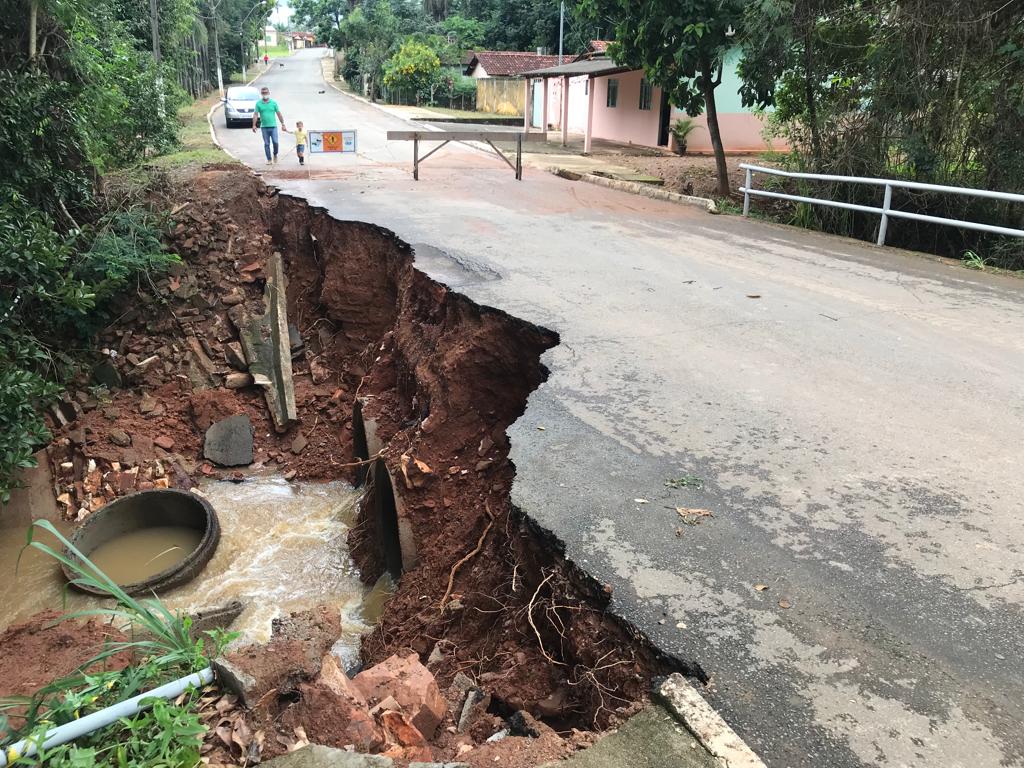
[232,253,298,431]
[543,706,720,768]
[261,745,392,768]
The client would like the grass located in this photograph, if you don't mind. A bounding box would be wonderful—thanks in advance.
[147,90,234,169]
[1,520,234,767]
[262,43,292,59]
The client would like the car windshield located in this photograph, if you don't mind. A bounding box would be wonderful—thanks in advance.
[227,87,259,101]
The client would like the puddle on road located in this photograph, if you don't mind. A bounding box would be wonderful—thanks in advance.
[0,476,390,667]
[89,526,202,584]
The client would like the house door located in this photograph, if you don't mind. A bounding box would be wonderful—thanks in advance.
[531,80,544,128]
[658,90,672,146]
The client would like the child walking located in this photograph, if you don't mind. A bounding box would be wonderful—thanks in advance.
[294,121,308,166]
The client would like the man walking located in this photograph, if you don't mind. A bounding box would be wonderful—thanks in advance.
[252,86,288,165]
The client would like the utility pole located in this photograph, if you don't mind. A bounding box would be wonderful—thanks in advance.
[558,0,564,64]
[239,1,267,83]
[210,0,225,97]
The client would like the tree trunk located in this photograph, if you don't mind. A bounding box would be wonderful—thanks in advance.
[28,0,38,61]
[699,64,730,197]
[802,23,820,162]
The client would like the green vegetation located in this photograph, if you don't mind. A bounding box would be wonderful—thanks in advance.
[263,42,293,58]
[384,39,441,102]
[570,0,1023,266]
[292,0,602,106]
[735,0,1024,266]
[0,0,260,499]
[670,118,698,154]
[1,520,235,766]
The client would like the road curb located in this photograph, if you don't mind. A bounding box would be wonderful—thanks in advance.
[655,674,766,768]
[553,168,719,213]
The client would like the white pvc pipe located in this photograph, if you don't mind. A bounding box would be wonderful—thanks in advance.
[0,667,213,766]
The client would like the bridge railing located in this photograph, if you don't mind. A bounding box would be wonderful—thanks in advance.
[738,163,1024,247]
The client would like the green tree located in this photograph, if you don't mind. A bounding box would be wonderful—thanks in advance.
[442,13,485,49]
[338,0,400,99]
[579,0,744,196]
[737,0,1024,263]
[384,38,442,102]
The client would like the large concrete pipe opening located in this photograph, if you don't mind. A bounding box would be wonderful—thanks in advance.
[368,459,403,580]
[63,489,220,596]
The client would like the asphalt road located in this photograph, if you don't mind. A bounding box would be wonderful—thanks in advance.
[216,50,1024,768]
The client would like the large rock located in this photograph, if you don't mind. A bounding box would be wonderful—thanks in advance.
[260,745,392,768]
[379,710,432,763]
[92,360,122,389]
[203,414,253,467]
[221,606,341,703]
[353,653,447,739]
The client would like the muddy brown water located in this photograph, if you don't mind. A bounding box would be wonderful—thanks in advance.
[88,526,203,584]
[0,476,390,666]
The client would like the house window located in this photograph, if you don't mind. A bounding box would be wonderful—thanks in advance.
[607,78,619,108]
[585,80,589,95]
[639,78,653,110]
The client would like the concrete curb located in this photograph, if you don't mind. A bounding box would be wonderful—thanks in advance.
[655,674,766,768]
[554,169,719,214]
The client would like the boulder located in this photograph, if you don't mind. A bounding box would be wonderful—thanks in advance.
[92,360,122,389]
[353,653,447,739]
[380,710,431,763]
[109,429,131,447]
[203,414,253,467]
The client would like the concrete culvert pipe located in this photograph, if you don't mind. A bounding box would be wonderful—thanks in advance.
[63,489,220,596]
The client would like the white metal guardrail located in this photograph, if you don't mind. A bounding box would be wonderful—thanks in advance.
[738,164,1024,247]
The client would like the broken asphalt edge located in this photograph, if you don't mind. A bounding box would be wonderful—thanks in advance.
[655,674,767,768]
[212,63,760,765]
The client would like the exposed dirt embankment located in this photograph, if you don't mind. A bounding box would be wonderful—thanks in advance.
[259,179,700,730]
[29,163,700,762]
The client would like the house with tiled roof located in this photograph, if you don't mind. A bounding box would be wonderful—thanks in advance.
[522,41,787,155]
[464,51,563,79]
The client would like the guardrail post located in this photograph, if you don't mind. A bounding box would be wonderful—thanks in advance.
[516,133,523,181]
[742,168,752,216]
[877,183,892,246]
[413,136,419,182]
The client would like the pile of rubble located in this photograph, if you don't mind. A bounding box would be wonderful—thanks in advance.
[204,606,576,767]
[44,191,359,520]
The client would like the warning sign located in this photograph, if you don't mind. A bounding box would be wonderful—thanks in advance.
[308,129,357,154]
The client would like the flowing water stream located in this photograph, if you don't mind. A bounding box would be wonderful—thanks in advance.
[0,475,389,667]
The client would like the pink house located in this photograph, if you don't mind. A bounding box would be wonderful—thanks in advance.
[521,43,786,154]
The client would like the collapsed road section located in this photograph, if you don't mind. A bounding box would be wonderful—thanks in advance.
[12,163,705,764]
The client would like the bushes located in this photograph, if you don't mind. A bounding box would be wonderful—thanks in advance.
[383,40,441,104]
[0,192,179,501]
